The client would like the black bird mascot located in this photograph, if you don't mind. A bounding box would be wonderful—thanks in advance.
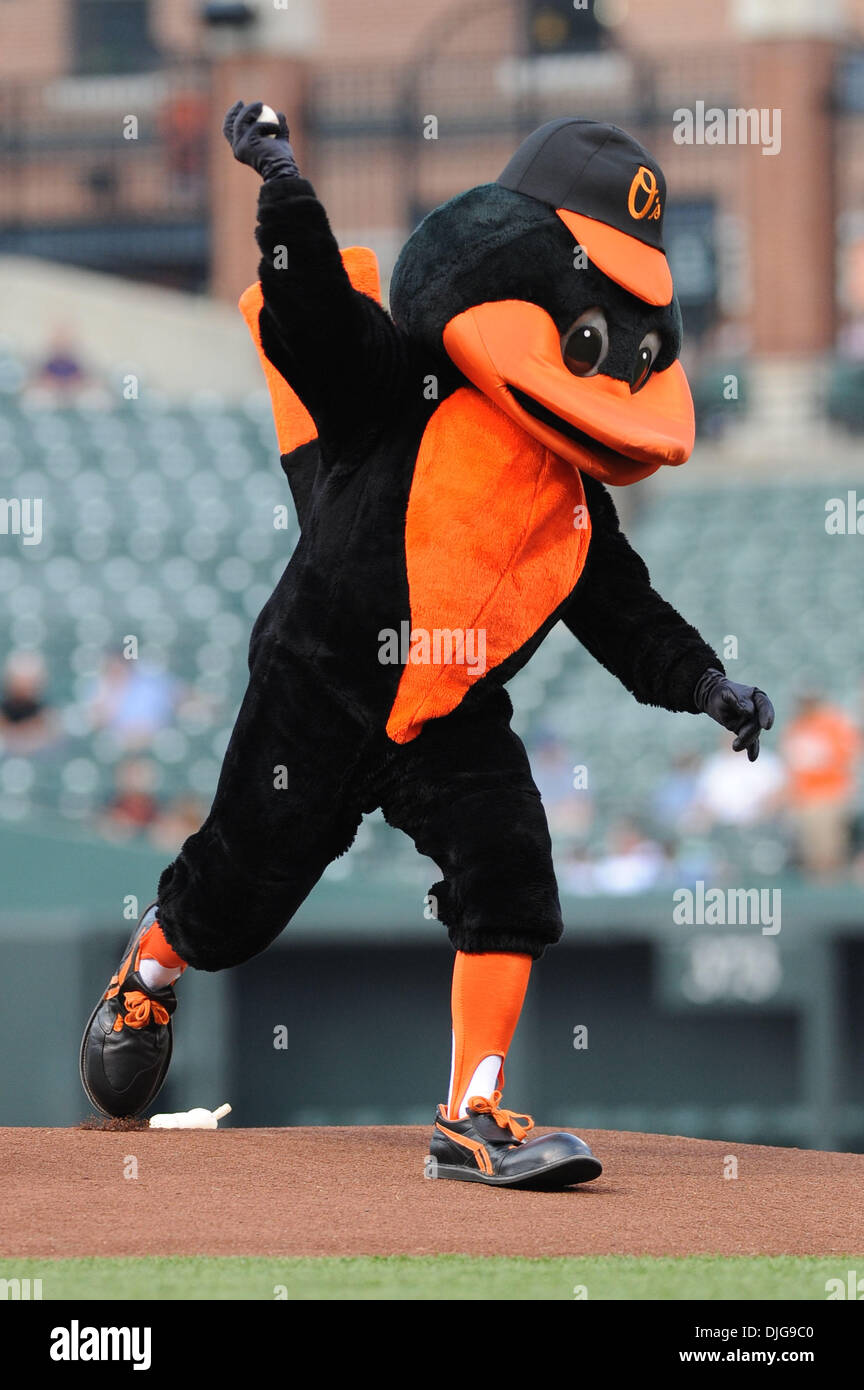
[81,108,774,1189]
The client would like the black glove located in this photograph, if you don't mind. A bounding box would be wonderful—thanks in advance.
[694,668,775,762]
[222,99,299,182]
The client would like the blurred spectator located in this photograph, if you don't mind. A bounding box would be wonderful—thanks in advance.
[559,845,598,895]
[160,91,209,196]
[558,830,720,895]
[88,656,179,749]
[25,326,110,407]
[0,651,59,754]
[531,734,594,843]
[692,738,785,829]
[149,795,206,853]
[781,692,861,877]
[592,818,667,895]
[101,757,160,837]
[651,750,702,833]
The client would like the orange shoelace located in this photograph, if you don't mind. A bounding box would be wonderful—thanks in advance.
[112,990,170,1033]
[468,1090,535,1142]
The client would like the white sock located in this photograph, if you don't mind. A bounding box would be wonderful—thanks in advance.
[138,956,183,990]
[449,1043,503,1119]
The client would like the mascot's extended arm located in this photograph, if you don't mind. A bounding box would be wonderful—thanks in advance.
[223,100,406,446]
[563,477,774,760]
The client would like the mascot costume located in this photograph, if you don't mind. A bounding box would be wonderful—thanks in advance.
[81,107,775,1189]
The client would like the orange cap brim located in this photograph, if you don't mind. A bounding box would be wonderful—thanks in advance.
[556,208,674,307]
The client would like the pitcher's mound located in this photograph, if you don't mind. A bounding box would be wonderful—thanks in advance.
[2,1126,862,1258]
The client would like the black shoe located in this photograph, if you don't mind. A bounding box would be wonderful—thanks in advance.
[79,903,178,1118]
[429,1091,602,1189]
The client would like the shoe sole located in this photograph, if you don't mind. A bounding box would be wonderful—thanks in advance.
[432,1154,603,1190]
[78,905,172,1119]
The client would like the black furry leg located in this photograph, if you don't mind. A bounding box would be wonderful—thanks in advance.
[157,653,371,972]
[375,689,563,959]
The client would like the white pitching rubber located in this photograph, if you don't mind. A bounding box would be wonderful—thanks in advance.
[149,1103,232,1130]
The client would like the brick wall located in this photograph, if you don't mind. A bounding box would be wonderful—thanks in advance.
[1,0,862,356]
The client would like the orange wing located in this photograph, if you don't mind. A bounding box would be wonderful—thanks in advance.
[238,246,383,455]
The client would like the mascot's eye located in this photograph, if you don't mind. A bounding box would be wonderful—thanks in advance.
[631,331,662,392]
[562,309,609,377]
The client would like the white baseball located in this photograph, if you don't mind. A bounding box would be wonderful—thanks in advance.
[257,104,279,137]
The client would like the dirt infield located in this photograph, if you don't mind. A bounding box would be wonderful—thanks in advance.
[2,1126,863,1258]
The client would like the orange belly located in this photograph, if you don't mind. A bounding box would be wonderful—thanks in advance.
[386,386,592,743]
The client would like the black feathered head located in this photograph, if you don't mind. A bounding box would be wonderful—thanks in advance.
[390,119,694,485]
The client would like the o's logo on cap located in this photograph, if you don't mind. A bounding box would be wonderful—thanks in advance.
[627,166,662,221]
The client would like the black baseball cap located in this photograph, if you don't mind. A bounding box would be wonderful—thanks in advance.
[498,118,673,306]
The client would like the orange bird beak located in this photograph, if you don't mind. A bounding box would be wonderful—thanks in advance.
[442,299,695,486]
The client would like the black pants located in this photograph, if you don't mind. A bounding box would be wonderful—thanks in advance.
[157,653,562,971]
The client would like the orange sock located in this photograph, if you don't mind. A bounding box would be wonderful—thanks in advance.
[138,921,186,972]
[447,951,532,1120]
